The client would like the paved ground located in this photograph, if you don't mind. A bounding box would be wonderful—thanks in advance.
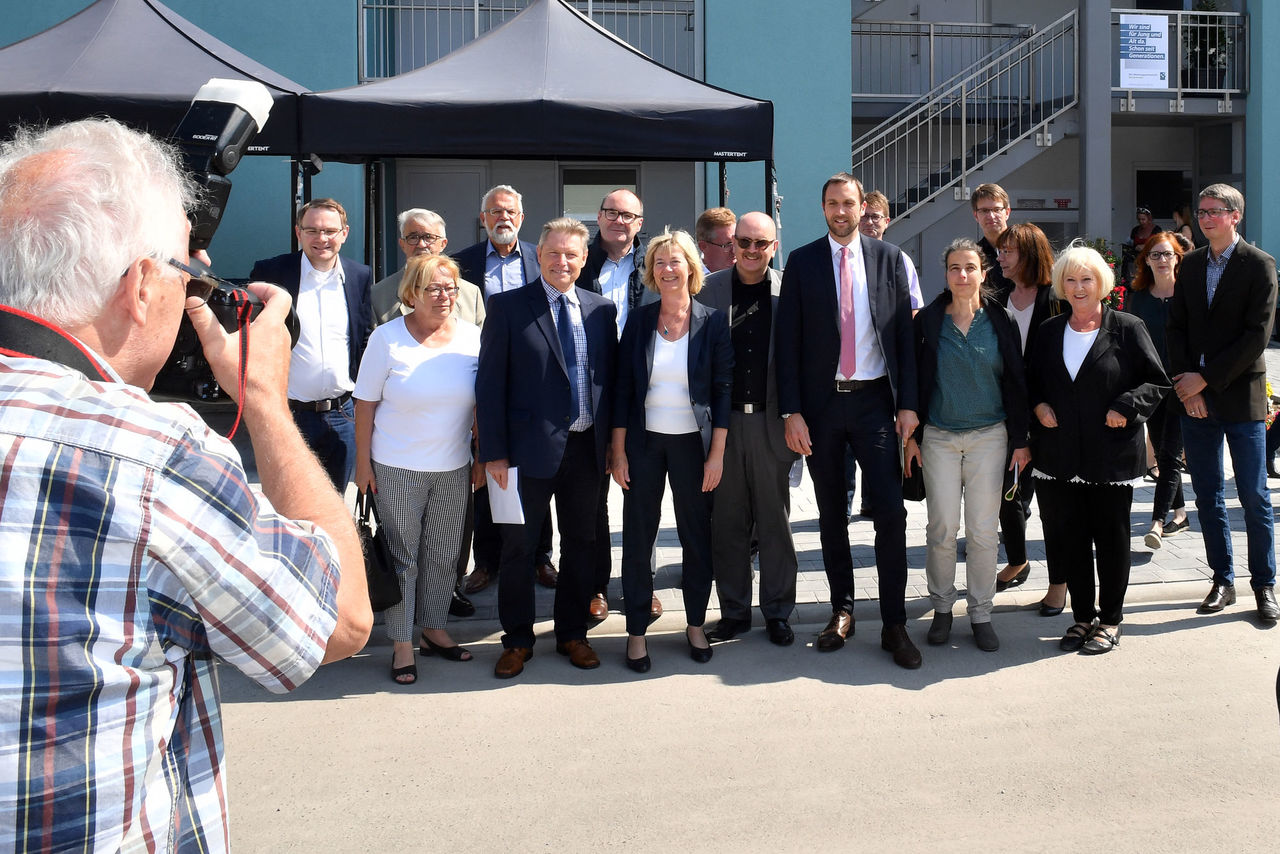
[212,343,1280,852]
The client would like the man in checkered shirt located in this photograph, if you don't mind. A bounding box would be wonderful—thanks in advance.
[0,119,372,851]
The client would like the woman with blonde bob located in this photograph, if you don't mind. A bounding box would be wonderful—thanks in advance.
[611,228,733,672]
[1027,243,1169,655]
[354,253,484,684]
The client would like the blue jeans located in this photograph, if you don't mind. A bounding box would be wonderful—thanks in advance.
[292,397,356,491]
[1181,415,1275,589]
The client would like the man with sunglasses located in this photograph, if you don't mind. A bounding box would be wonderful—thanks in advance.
[1167,184,1279,623]
[697,212,800,645]
[0,118,371,851]
[372,208,484,327]
[250,198,373,491]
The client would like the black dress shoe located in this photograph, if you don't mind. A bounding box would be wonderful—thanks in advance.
[1256,587,1280,623]
[687,627,713,663]
[449,590,476,618]
[815,610,854,652]
[1197,582,1236,614]
[707,617,752,642]
[995,564,1031,592]
[972,621,1000,652]
[926,611,952,645]
[766,619,795,646]
[880,625,922,669]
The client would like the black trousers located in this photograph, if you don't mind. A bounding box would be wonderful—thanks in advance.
[805,379,908,625]
[497,429,600,648]
[998,477,1036,569]
[1148,392,1186,522]
[620,431,714,636]
[468,484,554,576]
[1036,478,1133,626]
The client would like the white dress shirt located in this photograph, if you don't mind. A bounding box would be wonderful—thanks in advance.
[288,254,353,401]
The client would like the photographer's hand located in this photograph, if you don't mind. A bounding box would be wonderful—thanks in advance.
[186,281,292,412]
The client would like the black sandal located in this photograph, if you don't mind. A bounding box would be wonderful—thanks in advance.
[391,655,418,685]
[1059,621,1096,652]
[420,635,473,661]
[1081,624,1121,655]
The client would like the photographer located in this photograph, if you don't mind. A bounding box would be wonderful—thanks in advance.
[0,119,371,850]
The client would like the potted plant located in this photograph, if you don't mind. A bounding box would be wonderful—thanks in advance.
[1181,0,1231,90]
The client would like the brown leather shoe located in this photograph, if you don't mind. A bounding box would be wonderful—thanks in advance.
[880,624,923,670]
[494,646,532,679]
[555,639,601,669]
[815,610,854,652]
[464,566,494,595]
[535,561,558,589]
[650,596,663,618]
[588,593,609,620]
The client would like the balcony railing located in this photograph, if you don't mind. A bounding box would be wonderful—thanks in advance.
[1110,8,1247,95]
[359,0,696,81]
[852,20,1034,100]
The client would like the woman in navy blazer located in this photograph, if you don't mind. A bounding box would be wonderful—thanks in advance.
[611,229,733,672]
[1029,244,1169,655]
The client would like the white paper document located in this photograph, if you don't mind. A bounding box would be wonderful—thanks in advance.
[486,466,525,525]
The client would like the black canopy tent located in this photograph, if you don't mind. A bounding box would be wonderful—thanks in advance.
[298,0,775,276]
[0,0,306,155]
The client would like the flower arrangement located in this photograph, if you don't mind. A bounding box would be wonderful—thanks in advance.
[1079,237,1126,310]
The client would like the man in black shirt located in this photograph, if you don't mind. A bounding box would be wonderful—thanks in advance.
[972,182,1013,295]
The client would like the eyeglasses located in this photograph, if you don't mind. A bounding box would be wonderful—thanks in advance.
[485,207,520,219]
[600,208,641,224]
[860,212,886,224]
[703,240,734,251]
[299,227,344,239]
[1195,207,1233,219]
[1148,251,1176,261]
[166,257,219,304]
[423,285,460,299]
[1135,207,1152,216]
[975,206,1007,216]
[734,237,773,251]
[403,232,443,246]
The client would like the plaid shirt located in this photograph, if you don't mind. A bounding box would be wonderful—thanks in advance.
[0,354,341,853]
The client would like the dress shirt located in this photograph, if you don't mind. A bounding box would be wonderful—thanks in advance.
[828,234,886,381]
[1205,234,1239,307]
[596,247,637,337]
[730,269,771,403]
[0,353,339,853]
[484,241,530,301]
[289,253,353,401]
[902,251,924,311]
[543,281,592,430]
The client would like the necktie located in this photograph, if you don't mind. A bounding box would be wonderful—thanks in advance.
[557,294,579,416]
[839,246,857,378]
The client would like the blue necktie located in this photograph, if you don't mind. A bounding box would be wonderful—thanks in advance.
[557,294,579,417]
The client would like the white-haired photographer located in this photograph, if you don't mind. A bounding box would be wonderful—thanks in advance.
[0,117,370,852]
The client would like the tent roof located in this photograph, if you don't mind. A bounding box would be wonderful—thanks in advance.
[300,0,772,162]
[0,0,305,153]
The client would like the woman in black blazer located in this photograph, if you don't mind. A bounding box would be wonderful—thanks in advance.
[992,223,1065,607]
[611,228,733,672]
[1029,243,1169,655]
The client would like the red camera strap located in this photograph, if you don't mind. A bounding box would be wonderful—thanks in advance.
[222,292,254,440]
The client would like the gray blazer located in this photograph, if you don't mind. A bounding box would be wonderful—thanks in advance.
[697,266,796,463]
[371,268,486,328]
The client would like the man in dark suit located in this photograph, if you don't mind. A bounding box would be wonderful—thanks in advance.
[477,218,618,679]
[1167,183,1278,623]
[774,173,923,669]
[697,211,800,646]
[450,185,556,594]
[249,198,371,490]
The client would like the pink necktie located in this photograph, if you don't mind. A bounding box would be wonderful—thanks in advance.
[839,246,857,377]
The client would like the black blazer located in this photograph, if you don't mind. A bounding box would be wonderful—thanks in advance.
[612,300,733,459]
[1027,308,1170,483]
[476,280,617,479]
[248,251,372,384]
[994,282,1066,366]
[911,289,1029,452]
[450,238,540,301]
[1167,238,1278,422]
[775,234,918,419]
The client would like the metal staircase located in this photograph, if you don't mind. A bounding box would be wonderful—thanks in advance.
[852,9,1079,241]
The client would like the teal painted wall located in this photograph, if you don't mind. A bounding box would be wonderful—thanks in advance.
[0,1,365,278]
[1245,1,1278,257]
[702,0,851,259]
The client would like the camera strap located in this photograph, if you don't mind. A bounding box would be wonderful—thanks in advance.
[0,303,113,382]
[221,291,255,441]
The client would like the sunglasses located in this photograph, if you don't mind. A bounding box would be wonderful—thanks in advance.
[734,237,773,251]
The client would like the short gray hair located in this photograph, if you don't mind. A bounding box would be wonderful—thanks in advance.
[397,207,446,236]
[0,119,195,328]
[1199,183,1244,217]
[538,217,589,249]
[481,184,523,213]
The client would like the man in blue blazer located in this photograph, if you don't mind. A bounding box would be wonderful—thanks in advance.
[249,198,371,490]
[477,218,618,679]
[774,173,923,669]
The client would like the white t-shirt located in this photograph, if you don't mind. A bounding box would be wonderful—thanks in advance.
[353,317,480,471]
[1062,324,1099,381]
[1009,299,1036,355]
[644,331,699,435]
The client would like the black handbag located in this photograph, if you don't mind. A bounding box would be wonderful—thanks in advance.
[901,454,926,502]
[355,490,402,612]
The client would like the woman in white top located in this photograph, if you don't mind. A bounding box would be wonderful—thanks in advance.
[611,229,733,672]
[354,254,483,685]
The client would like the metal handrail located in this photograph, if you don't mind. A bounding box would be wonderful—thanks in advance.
[852,9,1078,222]
[1109,8,1247,96]
[851,20,1034,101]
